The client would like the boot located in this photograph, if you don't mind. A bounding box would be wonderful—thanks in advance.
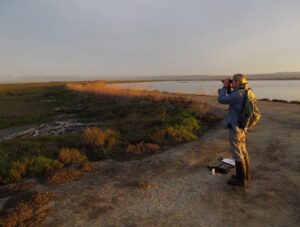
[227,161,247,187]
[230,155,250,181]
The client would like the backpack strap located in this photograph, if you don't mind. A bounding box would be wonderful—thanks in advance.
[240,89,248,113]
[234,88,247,114]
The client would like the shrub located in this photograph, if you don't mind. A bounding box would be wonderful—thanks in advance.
[8,160,27,182]
[83,127,120,147]
[58,148,87,165]
[93,146,115,159]
[0,157,63,184]
[151,125,198,144]
[0,160,9,184]
[290,100,300,104]
[0,160,25,184]
[26,156,63,176]
[151,110,200,144]
[166,110,200,130]
[0,159,29,184]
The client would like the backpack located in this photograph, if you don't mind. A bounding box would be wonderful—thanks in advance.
[238,89,261,129]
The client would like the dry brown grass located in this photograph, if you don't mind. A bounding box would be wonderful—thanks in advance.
[58,147,87,165]
[0,82,66,93]
[198,101,210,119]
[0,182,36,199]
[80,162,96,172]
[125,142,160,155]
[83,127,119,147]
[46,169,82,185]
[196,95,211,119]
[0,191,54,227]
[126,180,155,190]
[66,81,176,102]
[136,180,154,190]
[67,81,147,98]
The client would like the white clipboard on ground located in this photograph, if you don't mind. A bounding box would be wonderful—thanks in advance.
[220,158,235,166]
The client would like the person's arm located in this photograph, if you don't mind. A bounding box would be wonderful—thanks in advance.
[218,87,235,104]
[218,79,235,104]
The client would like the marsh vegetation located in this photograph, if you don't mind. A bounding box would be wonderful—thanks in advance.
[0,82,216,185]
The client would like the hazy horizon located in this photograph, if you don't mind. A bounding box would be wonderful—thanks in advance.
[1,0,300,82]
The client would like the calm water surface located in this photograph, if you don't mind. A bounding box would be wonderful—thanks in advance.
[112,80,300,101]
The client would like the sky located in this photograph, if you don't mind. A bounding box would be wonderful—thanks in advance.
[0,0,300,82]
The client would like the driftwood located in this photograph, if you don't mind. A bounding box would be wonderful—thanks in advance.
[0,120,96,141]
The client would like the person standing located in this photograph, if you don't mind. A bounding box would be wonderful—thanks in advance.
[218,74,252,187]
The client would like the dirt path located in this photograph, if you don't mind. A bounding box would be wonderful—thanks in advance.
[8,95,300,226]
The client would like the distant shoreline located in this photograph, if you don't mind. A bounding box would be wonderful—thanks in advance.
[1,71,300,84]
[108,77,300,84]
[1,77,300,85]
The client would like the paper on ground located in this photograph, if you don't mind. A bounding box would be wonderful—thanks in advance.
[221,158,235,166]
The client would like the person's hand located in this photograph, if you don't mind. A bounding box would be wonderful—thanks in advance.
[222,79,231,88]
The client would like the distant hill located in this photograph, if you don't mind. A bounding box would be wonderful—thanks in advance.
[123,72,300,82]
[247,72,300,80]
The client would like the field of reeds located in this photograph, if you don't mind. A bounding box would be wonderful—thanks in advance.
[0,82,217,185]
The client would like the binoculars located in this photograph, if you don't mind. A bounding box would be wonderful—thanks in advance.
[222,79,232,83]
[222,79,232,94]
